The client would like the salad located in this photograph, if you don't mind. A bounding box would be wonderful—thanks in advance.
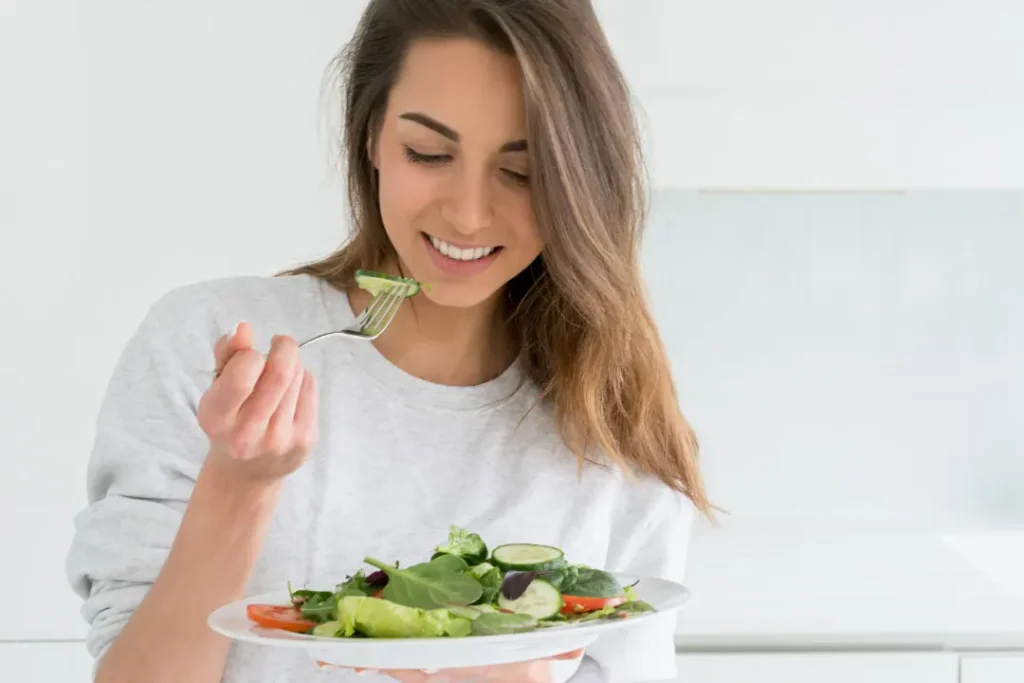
[245,526,655,639]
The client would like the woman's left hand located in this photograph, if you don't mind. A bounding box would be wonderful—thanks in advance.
[323,648,584,682]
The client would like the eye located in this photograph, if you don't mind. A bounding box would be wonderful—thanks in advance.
[402,145,450,166]
[501,169,529,186]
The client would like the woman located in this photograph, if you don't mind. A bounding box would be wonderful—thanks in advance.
[67,1,710,681]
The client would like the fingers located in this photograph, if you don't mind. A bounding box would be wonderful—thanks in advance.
[380,658,553,683]
[213,334,228,370]
[234,321,253,349]
[201,348,266,429]
[292,370,318,449]
[214,321,254,375]
[379,672,433,683]
[235,335,300,433]
[265,356,304,451]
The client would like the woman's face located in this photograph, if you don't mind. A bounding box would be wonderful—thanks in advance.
[371,37,542,309]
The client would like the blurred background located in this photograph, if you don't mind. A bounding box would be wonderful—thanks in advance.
[1,1,1022,681]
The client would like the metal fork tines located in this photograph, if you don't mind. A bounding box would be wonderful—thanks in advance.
[299,286,408,347]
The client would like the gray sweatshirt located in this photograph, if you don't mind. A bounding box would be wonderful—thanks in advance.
[66,274,693,683]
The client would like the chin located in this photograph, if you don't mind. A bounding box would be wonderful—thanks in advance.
[418,281,502,309]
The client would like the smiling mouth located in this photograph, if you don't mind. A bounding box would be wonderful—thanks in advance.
[425,233,502,261]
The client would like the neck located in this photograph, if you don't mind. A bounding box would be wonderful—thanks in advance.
[346,274,515,387]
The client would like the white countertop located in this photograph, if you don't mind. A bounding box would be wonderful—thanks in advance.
[673,521,1024,650]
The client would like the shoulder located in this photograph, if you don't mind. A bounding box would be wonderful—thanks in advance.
[149,274,329,328]
[141,273,337,347]
[111,274,338,383]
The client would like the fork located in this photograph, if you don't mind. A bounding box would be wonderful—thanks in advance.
[298,284,409,347]
[210,286,408,377]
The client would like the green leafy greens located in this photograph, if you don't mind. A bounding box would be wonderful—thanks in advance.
[364,554,483,610]
[263,525,659,640]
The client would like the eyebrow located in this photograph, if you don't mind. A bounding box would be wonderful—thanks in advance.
[399,111,527,153]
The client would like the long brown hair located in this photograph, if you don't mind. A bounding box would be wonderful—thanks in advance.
[287,0,711,516]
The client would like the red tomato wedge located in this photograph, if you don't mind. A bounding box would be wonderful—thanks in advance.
[561,594,627,615]
[246,604,316,633]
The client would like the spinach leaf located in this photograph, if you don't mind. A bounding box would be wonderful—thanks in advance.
[539,564,579,592]
[470,563,503,605]
[299,593,338,623]
[288,581,336,622]
[335,570,376,598]
[364,554,482,610]
[615,600,655,614]
[562,568,623,598]
[434,525,488,565]
[289,587,334,606]
[470,612,538,636]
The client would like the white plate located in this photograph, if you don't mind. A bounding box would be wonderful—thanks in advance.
[208,573,690,671]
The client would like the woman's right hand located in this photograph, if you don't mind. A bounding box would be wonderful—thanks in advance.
[197,321,319,485]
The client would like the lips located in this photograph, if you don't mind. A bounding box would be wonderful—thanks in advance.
[427,234,500,261]
[421,233,502,277]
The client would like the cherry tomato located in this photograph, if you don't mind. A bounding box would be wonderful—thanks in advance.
[246,604,316,633]
[561,594,627,615]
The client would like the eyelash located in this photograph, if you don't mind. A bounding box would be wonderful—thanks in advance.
[402,145,529,186]
[402,146,449,166]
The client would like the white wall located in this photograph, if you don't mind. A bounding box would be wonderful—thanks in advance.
[594,0,1024,188]
[644,190,1024,524]
[1,0,1022,676]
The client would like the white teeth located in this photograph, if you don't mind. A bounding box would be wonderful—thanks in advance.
[429,235,496,261]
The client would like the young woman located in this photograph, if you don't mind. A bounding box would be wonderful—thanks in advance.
[67,1,710,681]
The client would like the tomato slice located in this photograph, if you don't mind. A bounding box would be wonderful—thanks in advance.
[561,594,627,615]
[246,604,316,633]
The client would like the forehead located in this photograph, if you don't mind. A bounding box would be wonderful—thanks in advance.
[388,37,527,142]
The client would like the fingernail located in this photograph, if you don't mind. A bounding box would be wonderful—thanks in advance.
[233,322,242,336]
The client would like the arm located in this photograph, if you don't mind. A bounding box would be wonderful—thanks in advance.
[93,462,279,683]
[66,298,316,683]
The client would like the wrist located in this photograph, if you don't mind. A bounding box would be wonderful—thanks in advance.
[195,456,283,516]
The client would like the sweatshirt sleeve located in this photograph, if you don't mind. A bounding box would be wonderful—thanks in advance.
[579,485,695,683]
[65,289,217,662]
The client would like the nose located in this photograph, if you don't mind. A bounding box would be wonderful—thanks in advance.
[441,167,493,235]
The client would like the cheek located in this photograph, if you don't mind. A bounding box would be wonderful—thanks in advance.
[505,193,542,254]
[377,154,438,238]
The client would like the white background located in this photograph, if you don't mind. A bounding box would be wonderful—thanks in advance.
[1,0,1023,681]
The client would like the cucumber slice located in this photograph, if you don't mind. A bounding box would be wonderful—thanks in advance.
[491,543,565,571]
[497,578,562,620]
[354,270,425,298]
